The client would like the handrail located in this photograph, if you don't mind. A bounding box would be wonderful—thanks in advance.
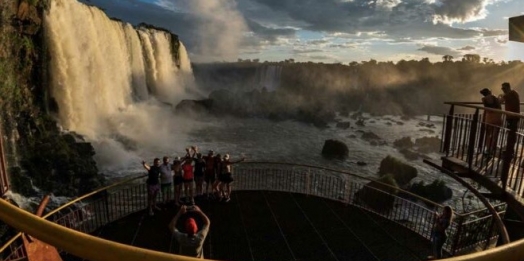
[0,174,147,253]
[444,102,524,118]
[241,161,444,209]
[0,199,203,261]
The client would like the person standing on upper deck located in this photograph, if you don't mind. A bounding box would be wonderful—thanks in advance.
[480,88,502,157]
[498,82,520,190]
[498,82,520,132]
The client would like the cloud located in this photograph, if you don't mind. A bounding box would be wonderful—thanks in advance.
[79,0,507,62]
[431,0,490,24]
[417,45,461,56]
[458,45,476,50]
[292,49,323,54]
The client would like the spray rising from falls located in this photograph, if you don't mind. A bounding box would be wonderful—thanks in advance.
[44,0,197,174]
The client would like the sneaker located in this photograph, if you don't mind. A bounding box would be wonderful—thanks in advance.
[148,210,154,216]
[225,197,231,202]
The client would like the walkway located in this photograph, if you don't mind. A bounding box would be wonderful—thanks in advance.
[61,191,432,261]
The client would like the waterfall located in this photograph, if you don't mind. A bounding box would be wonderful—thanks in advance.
[255,65,282,92]
[43,0,196,173]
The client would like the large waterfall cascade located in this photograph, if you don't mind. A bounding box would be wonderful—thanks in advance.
[44,0,197,173]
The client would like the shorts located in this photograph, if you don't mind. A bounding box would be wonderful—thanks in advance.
[173,176,184,186]
[183,178,194,183]
[147,184,160,194]
[219,173,234,184]
[161,183,172,194]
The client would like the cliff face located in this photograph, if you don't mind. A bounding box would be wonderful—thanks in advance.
[0,0,103,197]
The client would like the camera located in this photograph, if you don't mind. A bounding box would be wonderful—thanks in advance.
[186,205,195,211]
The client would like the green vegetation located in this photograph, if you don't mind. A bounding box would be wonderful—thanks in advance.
[409,179,453,204]
[378,155,417,187]
[0,1,102,197]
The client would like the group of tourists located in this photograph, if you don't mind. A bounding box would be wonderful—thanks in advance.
[142,146,245,216]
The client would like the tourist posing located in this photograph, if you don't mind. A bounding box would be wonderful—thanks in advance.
[142,158,161,216]
[159,156,173,206]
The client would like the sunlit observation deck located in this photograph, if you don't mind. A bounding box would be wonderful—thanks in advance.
[0,163,505,261]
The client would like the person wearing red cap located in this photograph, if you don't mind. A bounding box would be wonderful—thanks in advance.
[168,205,210,258]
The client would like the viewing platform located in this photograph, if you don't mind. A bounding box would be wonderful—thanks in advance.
[0,163,505,261]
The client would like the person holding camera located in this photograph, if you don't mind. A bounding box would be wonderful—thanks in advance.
[168,205,210,258]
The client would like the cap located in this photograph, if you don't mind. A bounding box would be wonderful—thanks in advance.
[223,154,230,160]
[480,88,491,95]
[185,218,198,235]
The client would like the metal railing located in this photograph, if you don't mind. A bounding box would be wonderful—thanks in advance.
[442,102,524,196]
[0,162,505,260]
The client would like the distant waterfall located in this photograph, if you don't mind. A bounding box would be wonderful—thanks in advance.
[255,65,282,92]
[44,0,196,172]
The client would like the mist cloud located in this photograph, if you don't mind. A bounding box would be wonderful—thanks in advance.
[183,0,248,63]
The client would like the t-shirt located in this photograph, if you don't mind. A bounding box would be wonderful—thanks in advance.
[159,163,172,184]
[503,90,520,119]
[183,163,194,180]
[203,156,215,170]
[147,166,161,185]
[194,160,206,176]
[174,224,210,258]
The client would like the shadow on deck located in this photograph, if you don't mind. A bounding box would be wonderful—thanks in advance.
[63,191,432,261]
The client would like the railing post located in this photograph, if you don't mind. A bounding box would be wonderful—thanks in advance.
[501,116,518,191]
[478,112,486,154]
[467,109,480,169]
[306,168,310,196]
[451,215,464,256]
[103,190,111,224]
[443,105,455,155]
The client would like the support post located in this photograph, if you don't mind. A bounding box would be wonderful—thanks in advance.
[443,105,455,155]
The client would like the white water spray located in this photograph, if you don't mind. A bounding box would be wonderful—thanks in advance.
[44,0,198,174]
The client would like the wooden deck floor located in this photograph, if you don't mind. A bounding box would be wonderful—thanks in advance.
[62,191,433,261]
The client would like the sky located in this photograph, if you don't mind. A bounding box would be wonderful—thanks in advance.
[80,0,524,64]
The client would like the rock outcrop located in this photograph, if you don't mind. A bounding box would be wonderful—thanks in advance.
[354,174,398,213]
[378,156,417,187]
[1,0,103,197]
[321,139,349,159]
[408,179,453,203]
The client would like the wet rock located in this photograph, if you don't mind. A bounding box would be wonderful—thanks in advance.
[393,137,414,149]
[321,139,349,159]
[408,179,453,203]
[399,148,419,160]
[336,121,350,129]
[415,136,441,154]
[361,131,381,141]
[175,99,213,115]
[378,156,417,187]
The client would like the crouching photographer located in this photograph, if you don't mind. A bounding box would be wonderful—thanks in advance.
[168,205,210,258]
